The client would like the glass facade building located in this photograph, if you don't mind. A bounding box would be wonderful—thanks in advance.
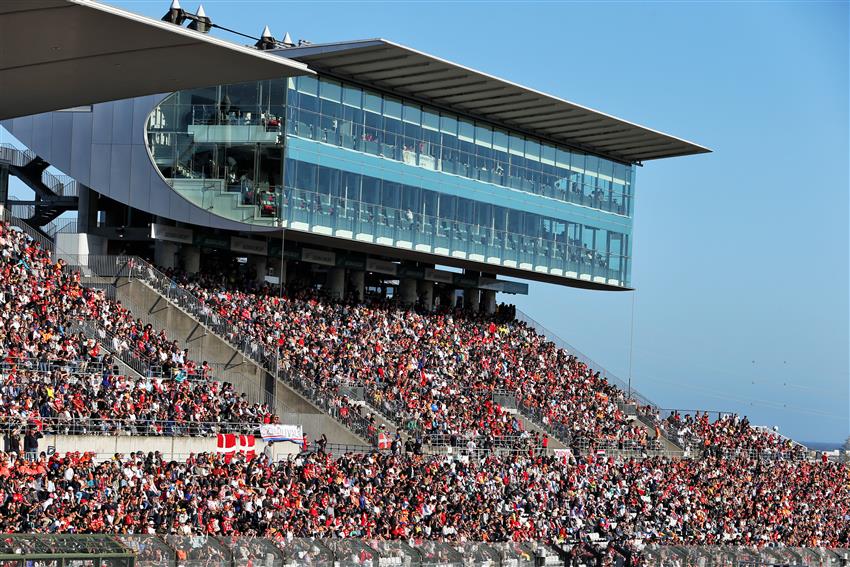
[146,75,636,286]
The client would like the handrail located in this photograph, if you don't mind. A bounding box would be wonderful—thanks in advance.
[0,416,265,437]
[514,307,657,408]
[74,255,375,445]
[0,143,77,197]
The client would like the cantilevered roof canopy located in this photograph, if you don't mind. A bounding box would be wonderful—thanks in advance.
[277,39,709,164]
[0,0,312,121]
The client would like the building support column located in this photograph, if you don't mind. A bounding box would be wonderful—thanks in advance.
[252,256,268,285]
[76,185,98,233]
[182,245,201,273]
[327,267,345,300]
[399,277,417,306]
[466,288,480,312]
[417,279,434,311]
[154,240,178,270]
[0,164,9,212]
[482,290,497,315]
[350,270,365,302]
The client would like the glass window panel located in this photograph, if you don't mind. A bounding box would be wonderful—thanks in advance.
[493,129,509,152]
[585,155,599,177]
[402,103,421,125]
[571,151,585,173]
[364,90,382,114]
[555,148,570,168]
[612,162,627,184]
[440,115,457,135]
[541,144,556,165]
[508,134,524,156]
[318,78,342,102]
[525,139,540,161]
[458,119,474,142]
[384,97,402,119]
[422,108,439,131]
[296,76,318,96]
[474,124,493,147]
[287,76,297,90]
[342,85,361,108]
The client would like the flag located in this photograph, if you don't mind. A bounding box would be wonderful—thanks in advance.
[378,433,391,450]
[217,434,256,462]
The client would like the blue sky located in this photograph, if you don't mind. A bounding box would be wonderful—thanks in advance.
[4,0,848,442]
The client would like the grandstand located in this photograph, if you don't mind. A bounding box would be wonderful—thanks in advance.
[0,1,846,565]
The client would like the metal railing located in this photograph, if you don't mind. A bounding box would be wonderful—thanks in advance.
[514,308,656,409]
[1,205,54,250]
[0,143,78,196]
[0,417,264,437]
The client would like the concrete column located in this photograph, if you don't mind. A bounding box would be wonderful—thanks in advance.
[154,241,178,269]
[253,257,268,284]
[76,185,98,233]
[0,164,9,210]
[349,270,365,302]
[417,279,434,311]
[399,277,417,306]
[482,290,497,315]
[327,267,345,300]
[182,245,201,274]
[466,287,480,312]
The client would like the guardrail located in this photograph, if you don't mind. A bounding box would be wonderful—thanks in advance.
[0,417,265,437]
[514,308,656,409]
[0,143,78,197]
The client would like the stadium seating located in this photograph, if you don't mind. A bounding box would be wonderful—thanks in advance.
[0,222,276,441]
[0,449,844,548]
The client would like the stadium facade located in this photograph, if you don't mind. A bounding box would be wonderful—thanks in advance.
[1,35,708,310]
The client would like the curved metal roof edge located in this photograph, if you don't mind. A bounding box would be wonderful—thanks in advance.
[69,0,313,74]
[274,38,711,164]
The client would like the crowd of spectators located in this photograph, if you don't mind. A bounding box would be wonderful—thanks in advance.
[659,411,807,459]
[0,222,276,439]
[160,267,657,454]
[0,449,844,549]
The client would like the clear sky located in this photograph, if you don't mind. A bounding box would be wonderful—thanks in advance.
[4,0,848,442]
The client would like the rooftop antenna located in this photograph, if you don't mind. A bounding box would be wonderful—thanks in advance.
[187,4,211,33]
[161,0,186,25]
[255,25,277,50]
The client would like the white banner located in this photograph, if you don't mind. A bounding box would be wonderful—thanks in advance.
[260,424,304,444]
[301,248,336,266]
[231,236,268,256]
[366,258,398,275]
[424,268,454,283]
[150,223,193,245]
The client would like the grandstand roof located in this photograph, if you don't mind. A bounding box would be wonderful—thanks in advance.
[275,39,711,164]
[0,0,312,121]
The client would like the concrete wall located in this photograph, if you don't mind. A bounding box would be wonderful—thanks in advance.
[42,434,301,462]
[115,279,368,446]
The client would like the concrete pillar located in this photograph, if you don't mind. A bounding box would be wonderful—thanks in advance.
[466,287,480,312]
[182,245,200,274]
[417,279,434,311]
[0,164,9,210]
[253,256,268,284]
[483,290,497,315]
[327,267,345,300]
[399,277,417,306]
[154,240,178,269]
[76,185,98,233]
[350,270,365,302]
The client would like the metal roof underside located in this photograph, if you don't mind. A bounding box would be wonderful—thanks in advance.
[0,0,312,121]
[276,40,710,164]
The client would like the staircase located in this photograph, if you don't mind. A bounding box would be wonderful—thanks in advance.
[102,257,390,447]
[169,178,277,226]
[512,308,684,457]
[0,144,78,226]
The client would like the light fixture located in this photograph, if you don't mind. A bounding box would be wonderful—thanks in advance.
[187,4,211,33]
[161,0,186,25]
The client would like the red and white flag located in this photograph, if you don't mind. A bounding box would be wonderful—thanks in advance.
[217,434,256,462]
[377,433,391,450]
